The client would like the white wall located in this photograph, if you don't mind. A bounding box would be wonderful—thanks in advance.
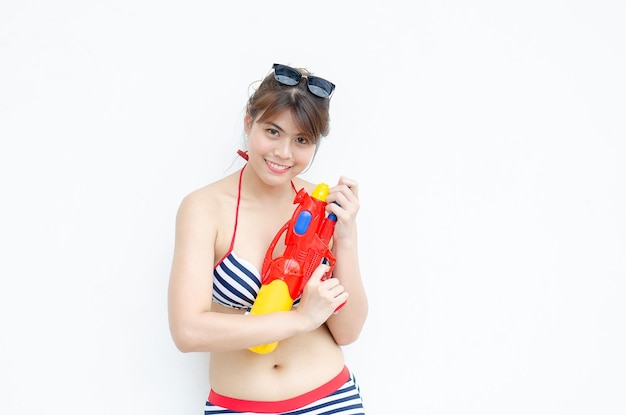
[1,1,625,414]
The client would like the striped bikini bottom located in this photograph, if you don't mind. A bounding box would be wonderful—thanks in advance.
[204,366,365,414]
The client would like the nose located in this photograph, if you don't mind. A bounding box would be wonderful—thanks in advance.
[273,138,292,159]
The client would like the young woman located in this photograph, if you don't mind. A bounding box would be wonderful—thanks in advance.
[168,63,368,414]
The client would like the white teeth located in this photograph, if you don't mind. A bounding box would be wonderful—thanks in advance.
[267,160,289,171]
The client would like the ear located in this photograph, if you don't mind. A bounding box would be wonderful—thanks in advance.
[244,111,253,135]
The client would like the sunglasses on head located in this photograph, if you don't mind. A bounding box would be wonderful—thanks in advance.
[272,63,335,99]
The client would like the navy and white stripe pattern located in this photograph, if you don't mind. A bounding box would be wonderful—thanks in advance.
[204,372,365,414]
[213,252,302,310]
[213,252,262,310]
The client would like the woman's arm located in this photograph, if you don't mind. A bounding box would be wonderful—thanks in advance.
[323,177,369,345]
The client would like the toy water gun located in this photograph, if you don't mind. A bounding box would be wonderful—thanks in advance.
[248,182,344,354]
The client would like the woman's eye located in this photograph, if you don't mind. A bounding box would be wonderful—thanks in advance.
[267,129,279,136]
[296,137,310,144]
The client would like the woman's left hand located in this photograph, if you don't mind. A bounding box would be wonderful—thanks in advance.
[325,176,360,242]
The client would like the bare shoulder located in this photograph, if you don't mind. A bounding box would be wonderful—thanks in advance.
[176,172,240,231]
[292,177,317,194]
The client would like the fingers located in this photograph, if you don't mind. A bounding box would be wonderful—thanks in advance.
[298,263,348,325]
[317,277,348,309]
[310,263,331,282]
[338,176,359,198]
[326,177,360,221]
[307,264,347,301]
[327,177,358,201]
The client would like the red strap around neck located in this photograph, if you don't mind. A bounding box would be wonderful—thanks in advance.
[237,149,249,160]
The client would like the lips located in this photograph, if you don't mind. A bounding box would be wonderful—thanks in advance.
[265,160,291,173]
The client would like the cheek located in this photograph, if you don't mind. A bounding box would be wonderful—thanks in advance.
[247,134,269,154]
[296,146,317,164]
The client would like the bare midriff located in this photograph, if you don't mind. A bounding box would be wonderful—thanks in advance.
[208,302,345,401]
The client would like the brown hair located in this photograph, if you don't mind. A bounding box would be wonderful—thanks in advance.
[246,67,331,144]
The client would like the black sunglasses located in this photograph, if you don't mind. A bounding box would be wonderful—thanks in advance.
[272,63,335,99]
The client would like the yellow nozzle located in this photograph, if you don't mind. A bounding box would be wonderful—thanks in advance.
[311,182,330,202]
[249,280,293,316]
[248,280,294,354]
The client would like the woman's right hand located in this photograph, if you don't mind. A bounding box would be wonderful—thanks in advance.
[295,264,349,331]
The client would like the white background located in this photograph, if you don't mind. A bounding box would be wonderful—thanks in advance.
[1,1,625,414]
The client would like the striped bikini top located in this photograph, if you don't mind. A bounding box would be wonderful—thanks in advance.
[212,165,297,310]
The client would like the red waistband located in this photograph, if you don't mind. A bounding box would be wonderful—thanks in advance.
[208,366,350,413]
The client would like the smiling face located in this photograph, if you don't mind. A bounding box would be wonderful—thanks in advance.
[244,109,317,186]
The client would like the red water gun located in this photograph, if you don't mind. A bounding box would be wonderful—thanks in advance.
[248,182,344,354]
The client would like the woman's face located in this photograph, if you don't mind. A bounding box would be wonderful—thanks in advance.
[245,109,317,186]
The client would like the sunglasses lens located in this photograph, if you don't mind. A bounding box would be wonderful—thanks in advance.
[274,65,301,86]
[308,77,335,99]
[272,64,335,99]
